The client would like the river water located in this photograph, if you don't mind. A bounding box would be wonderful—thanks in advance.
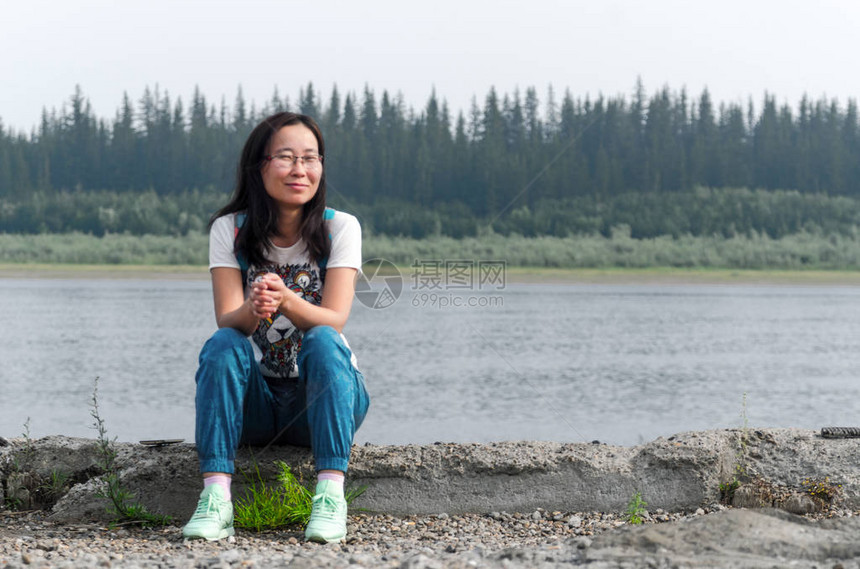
[2,277,860,447]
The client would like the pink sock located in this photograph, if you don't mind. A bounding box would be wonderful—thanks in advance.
[317,471,345,487]
[204,474,232,500]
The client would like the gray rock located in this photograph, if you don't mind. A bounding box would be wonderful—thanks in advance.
[1,428,858,524]
[732,483,772,509]
[6,472,35,510]
[781,492,819,515]
[585,508,860,568]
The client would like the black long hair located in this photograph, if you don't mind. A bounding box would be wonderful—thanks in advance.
[209,112,329,268]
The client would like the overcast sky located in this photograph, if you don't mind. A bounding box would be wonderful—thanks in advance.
[2,0,859,133]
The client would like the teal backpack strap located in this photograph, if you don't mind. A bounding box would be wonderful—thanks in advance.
[233,213,249,285]
[319,208,334,277]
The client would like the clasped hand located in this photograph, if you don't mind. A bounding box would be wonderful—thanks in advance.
[249,273,295,320]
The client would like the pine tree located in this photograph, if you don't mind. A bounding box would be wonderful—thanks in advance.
[323,85,341,133]
[299,82,319,117]
[233,86,248,133]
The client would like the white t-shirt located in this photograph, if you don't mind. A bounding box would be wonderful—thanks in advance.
[209,209,362,378]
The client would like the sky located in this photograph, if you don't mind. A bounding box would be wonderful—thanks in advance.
[2,0,860,133]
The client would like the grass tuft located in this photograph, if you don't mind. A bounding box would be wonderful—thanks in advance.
[234,460,366,532]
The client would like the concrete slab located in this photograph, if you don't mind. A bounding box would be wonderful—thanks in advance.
[0,428,856,522]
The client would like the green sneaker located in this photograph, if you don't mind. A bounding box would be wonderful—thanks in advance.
[182,484,235,541]
[304,480,347,543]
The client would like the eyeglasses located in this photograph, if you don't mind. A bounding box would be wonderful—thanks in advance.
[264,153,323,170]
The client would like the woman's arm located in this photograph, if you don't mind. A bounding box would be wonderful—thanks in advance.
[256,267,358,333]
[211,267,262,336]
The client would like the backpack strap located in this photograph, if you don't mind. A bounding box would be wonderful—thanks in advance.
[233,213,249,286]
[319,208,335,273]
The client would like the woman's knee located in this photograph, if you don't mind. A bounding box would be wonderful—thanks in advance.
[302,325,339,348]
[200,328,248,360]
[196,328,254,386]
[299,326,345,363]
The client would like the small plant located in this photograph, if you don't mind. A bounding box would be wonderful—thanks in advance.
[234,460,366,532]
[802,477,841,506]
[719,479,741,504]
[39,469,71,501]
[730,392,752,483]
[718,393,755,505]
[4,495,23,511]
[90,377,172,527]
[625,491,648,525]
[11,417,35,473]
[5,418,35,510]
[21,417,34,461]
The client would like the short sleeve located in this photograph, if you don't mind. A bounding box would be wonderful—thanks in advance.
[209,214,242,271]
[325,211,362,271]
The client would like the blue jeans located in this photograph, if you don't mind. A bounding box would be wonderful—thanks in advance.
[194,325,370,474]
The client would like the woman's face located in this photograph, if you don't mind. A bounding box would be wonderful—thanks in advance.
[260,123,322,212]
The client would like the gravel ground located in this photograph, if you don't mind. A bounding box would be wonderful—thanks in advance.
[3,504,857,569]
[0,506,712,569]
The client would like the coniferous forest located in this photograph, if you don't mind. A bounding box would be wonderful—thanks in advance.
[1,81,860,247]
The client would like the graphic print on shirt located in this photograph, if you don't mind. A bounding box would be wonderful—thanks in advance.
[251,262,323,377]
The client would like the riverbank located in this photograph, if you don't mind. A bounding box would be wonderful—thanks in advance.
[4,262,860,286]
[2,429,860,567]
[6,228,860,272]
